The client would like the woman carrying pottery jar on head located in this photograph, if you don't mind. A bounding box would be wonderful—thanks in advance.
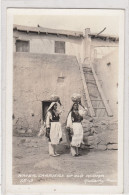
[45,96,63,157]
[66,94,88,157]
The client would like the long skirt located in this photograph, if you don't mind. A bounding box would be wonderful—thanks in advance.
[50,122,62,145]
[71,122,83,147]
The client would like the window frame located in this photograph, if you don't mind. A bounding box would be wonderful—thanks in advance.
[55,41,65,54]
[15,39,30,52]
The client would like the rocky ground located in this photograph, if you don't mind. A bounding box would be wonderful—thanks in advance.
[13,118,118,186]
[13,137,117,186]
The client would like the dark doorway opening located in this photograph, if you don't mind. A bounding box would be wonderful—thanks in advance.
[42,101,52,121]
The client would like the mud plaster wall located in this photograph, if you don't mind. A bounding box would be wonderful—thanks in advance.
[13,53,87,132]
[91,38,118,48]
[13,31,85,63]
[90,39,118,118]
[93,48,118,118]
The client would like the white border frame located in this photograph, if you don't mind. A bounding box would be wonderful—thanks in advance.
[1,0,129,194]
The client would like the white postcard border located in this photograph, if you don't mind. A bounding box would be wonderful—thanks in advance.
[1,1,129,194]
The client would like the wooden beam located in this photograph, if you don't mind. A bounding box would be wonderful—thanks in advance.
[91,63,113,117]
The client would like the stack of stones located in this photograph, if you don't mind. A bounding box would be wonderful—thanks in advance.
[81,118,118,151]
[82,119,96,149]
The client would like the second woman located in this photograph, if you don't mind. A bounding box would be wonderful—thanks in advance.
[46,101,62,157]
[66,101,87,157]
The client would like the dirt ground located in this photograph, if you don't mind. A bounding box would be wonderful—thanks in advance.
[13,136,117,186]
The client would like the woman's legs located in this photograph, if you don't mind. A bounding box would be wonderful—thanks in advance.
[48,142,55,156]
[71,146,81,156]
[54,145,60,156]
[49,143,60,156]
[76,147,81,156]
[71,146,77,156]
[76,147,79,155]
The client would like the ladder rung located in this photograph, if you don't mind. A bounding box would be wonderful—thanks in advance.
[85,99,103,101]
[89,94,98,98]
[86,81,96,85]
[83,67,92,70]
[91,100,102,101]
[83,71,93,74]
[93,107,106,109]
[86,79,95,81]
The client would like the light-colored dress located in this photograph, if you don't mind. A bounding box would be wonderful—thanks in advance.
[67,108,87,147]
[46,111,62,145]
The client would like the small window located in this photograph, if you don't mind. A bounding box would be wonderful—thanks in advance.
[107,62,111,66]
[57,76,65,83]
[16,40,29,52]
[55,41,65,54]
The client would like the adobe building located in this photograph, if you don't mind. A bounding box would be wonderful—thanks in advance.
[13,24,119,143]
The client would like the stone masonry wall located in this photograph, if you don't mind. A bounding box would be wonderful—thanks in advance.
[82,118,118,150]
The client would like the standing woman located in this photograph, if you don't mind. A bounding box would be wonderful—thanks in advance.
[45,101,63,157]
[66,101,87,157]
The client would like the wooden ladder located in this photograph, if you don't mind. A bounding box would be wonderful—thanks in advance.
[81,63,113,117]
[78,63,95,117]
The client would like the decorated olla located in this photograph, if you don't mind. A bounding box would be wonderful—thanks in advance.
[71,93,81,103]
[50,94,60,102]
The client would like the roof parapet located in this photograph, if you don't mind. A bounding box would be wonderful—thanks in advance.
[13,24,83,38]
[13,24,119,42]
[89,34,119,41]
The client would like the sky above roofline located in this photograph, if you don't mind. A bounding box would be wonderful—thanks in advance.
[13,9,124,36]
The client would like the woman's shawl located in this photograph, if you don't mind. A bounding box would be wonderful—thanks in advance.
[66,112,73,129]
[46,109,62,128]
[66,107,87,129]
[45,102,63,128]
[46,111,52,128]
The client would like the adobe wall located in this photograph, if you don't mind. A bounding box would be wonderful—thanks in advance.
[93,48,118,118]
[13,53,86,133]
[13,31,85,63]
[88,38,119,118]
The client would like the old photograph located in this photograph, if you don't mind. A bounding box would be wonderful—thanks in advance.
[5,8,124,193]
